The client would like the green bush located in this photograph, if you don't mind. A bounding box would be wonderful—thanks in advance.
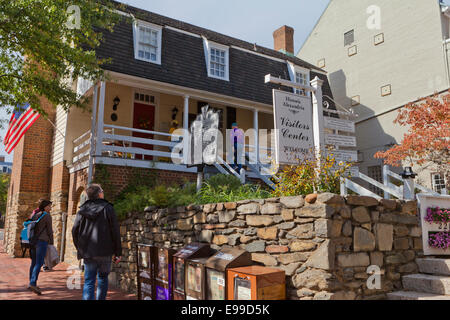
[113,174,272,219]
[114,186,152,220]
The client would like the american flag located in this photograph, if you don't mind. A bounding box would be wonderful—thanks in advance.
[3,104,40,154]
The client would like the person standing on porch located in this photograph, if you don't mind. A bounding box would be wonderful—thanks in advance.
[28,199,53,295]
[72,184,122,300]
[230,122,244,173]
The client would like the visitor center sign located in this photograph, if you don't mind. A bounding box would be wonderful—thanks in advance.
[272,89,314,165]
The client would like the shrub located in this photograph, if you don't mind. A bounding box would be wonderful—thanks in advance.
[273,150,352,197]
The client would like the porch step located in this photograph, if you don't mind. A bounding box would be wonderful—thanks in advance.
[387,291,450,300]
[402,274,450,295]
[416,258,450,276]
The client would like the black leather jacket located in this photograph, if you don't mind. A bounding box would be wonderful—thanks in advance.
[72,199,122,260]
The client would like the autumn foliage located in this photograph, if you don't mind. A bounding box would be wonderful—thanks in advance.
[374,91,450,175]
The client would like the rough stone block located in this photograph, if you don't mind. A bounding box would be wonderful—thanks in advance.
[280,196,304,209]
[219,210,236,223]
[314,219,333,238]
[346,196,379,207]
[304,239,335,270]
[289,240,317,252]
[352,206,371,223]
[370,252,384,267]
[203,204,216,213]
[257,227,278,240]
[212,235,229,245]
[193,212,207,224]
[394,225,410,237]
[379,199,397,211]
[394,238,410,250]
[353,227,376,252]
[339,206,352,219]
[240,235,256,244]
[402,201,418,215]
[317,193,345,205]
[342,220,353,237]
[375,223,393,251]
[278,252,310,264]
[292,269,332,290]
[266,245,289,254]
[246,215,274,227]
[295,204,334,218]
[288,224,314,239]
[281,209,294,221]
[251,253,278,266]
[224,202,237,210]
[337,253,370,267]
[277,222,296,230]
[245,240,266,253]
[229,219,246,227]
[260,203,282,215]
[237,203,260,215]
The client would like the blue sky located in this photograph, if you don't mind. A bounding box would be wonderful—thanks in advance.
[0,0,330,162]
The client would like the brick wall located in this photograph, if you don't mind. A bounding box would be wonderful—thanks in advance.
[4,97,58,257]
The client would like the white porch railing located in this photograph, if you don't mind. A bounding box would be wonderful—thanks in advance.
[340,165,441,201]
[72,130,92,171]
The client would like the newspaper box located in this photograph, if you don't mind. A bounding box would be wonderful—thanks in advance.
[172,243,215,300]
[227,265,286,300]
[155,247,177,300]
[205,248,253,300]
[136,244,157,300]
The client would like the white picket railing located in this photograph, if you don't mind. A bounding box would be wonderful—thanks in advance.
[340,164,441,201]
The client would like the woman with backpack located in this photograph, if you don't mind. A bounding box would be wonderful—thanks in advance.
[28,199,53,295]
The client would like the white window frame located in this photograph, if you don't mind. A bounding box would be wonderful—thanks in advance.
[133,20,163,65]
[432,173,447,194]
[287,62,310,97]
[202,37,230,81]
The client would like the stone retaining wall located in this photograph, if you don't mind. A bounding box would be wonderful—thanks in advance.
[112,193,423,300]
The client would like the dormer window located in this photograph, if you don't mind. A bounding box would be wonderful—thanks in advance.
[287,62,310,97]
[133,20,162,65]
[210,48,226,78]
[202,37,229,81]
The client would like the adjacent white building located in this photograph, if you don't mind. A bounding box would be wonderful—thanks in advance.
[298,0,450,193]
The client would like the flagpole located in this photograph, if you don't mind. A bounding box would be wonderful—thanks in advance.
[45,116,66,139]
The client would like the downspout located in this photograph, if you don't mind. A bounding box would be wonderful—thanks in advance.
[59,212,67,262]
[444,38,450,88]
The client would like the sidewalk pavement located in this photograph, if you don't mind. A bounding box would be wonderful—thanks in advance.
[0,234,136,300]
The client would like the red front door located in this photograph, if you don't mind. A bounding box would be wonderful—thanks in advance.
[133,102,155,160]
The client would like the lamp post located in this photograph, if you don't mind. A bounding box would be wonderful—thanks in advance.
[401,166,416,200]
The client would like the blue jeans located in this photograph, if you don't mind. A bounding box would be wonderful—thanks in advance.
[29,240,48,286]
[83,256,112,300]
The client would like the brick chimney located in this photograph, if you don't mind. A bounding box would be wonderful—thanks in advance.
[273,25,294,55]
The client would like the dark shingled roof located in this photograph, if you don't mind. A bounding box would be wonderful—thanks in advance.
[95,1,335,107]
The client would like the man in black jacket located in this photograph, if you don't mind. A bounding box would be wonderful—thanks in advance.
[72,184,122,300]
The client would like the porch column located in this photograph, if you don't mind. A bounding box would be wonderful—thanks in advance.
[88,84,99,184]
[95,81,106,158]
[311,77,325,153]
[183,95,190,165]
[253,109,259,165]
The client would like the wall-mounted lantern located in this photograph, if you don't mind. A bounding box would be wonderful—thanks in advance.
[113,96,121,111]
[171,106,179,120]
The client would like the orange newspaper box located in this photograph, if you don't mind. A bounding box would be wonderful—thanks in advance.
[205,248,253,300]
[172,243,215,300]
[227,266,286,300]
